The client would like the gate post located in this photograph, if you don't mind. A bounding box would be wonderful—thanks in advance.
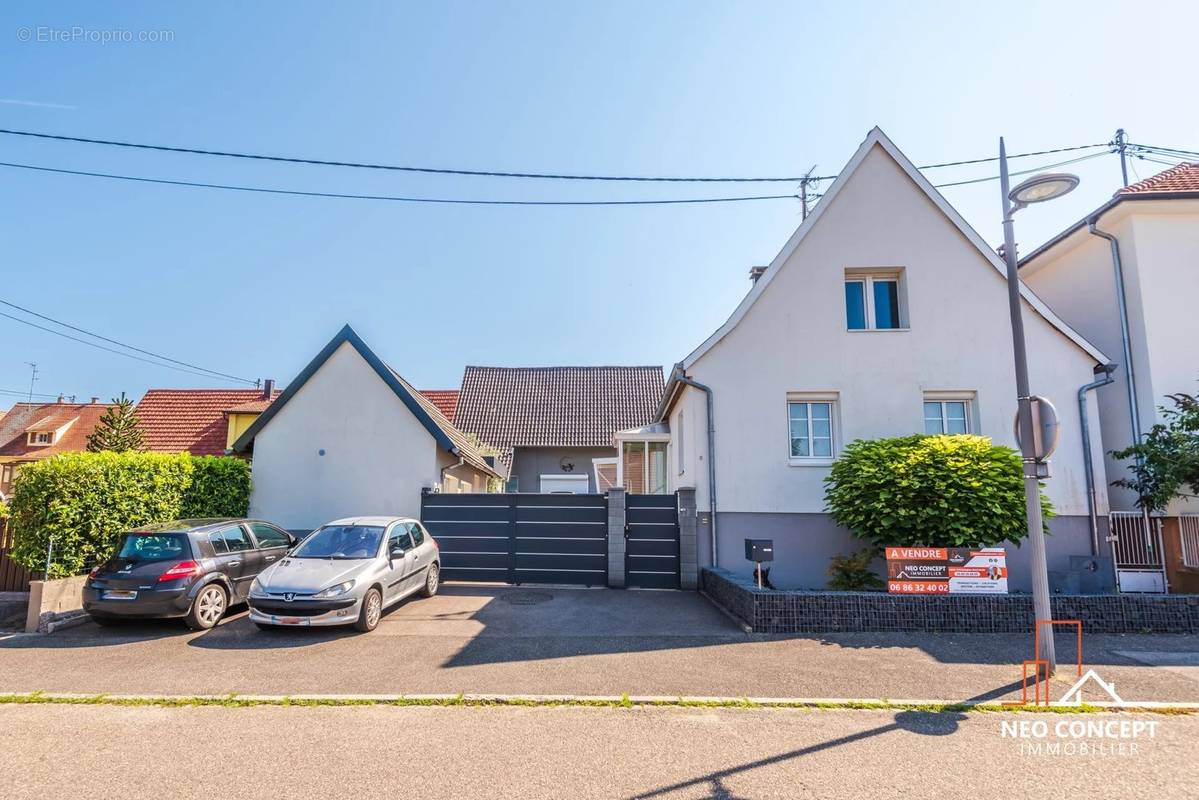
[607,487,626,588]
[677,488,698,590]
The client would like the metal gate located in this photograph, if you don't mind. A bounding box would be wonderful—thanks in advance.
[1109,511,1167,593]
[420,491,608,586]
[625,494,680,589]
[1181,515,1199,569]
[0,520,31,593]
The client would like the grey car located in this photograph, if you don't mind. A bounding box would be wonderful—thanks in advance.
[247,516,440,632]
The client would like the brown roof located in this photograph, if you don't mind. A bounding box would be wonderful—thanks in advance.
[137,389,280,456]
[387,369,501,477]
[419,390,460,421]
[454,366,665,449]
[1118,162,1199,194]
[0,402,118,460]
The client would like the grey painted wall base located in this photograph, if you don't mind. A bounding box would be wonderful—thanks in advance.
[677,487,698,590]
[702,568,1199,634]
[606,488,626,588]
[511,447,616,493]
[698,512,1117,594]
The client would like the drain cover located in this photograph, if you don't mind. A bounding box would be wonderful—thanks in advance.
[502,590,553,605]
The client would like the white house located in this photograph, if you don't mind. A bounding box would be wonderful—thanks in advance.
[630,128,1113,591]
[1020,163,1199,517]
[232,325,501,531]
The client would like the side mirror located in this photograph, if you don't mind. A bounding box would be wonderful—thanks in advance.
[390,547,405,560]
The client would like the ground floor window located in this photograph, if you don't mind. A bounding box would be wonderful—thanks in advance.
[788,400,834,460]
[923,398,972,434]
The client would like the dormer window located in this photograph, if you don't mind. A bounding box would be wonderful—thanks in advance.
[28,431,53,446]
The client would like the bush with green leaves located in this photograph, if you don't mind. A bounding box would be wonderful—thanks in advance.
[181,456,252,518]
[823,434,1052,551]
[1112,391,1199,511]
[9,452,253,578]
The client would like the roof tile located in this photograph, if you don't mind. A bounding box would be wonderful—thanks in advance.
[136,389,280,456]
[1118,162,1199,194]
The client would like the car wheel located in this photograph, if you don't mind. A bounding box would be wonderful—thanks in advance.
[420,562,440,598]
[185,583,228,631]
[354,587,382,633]
[89,614,122,627]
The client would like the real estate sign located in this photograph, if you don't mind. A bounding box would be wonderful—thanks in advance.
[885,547,1007,595]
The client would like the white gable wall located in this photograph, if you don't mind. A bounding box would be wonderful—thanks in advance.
[248,341,440,530]
[676,142,1105,521]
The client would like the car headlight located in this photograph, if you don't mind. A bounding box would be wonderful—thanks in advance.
[249,577,266,597]
[313,580,354,598]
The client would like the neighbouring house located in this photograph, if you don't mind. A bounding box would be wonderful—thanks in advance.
[453,365,664,493]
[1020,162,1199,592]
[136,383,281,457]
[643,127,1113,591]
[231,325,502,530]
[0,397,118,499]
[420,389,460,421]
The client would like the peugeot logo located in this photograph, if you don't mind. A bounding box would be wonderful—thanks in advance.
[283,593,295,602]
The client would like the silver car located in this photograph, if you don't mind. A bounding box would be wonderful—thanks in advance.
[247,516,440,632]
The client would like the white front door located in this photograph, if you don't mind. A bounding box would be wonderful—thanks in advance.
[539,474,590,494]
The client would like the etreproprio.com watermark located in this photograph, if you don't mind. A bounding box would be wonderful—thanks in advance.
[16,26,175,44]
[1001,718,1159,758]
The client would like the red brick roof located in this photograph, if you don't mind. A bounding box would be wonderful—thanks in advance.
[455,366,664,449]
[0,402,118,460]
[419,390,460,421]
[137,389,280,456]
[1118,162,1199,194]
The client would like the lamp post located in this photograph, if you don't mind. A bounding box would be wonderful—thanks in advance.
[999,138,1079,676]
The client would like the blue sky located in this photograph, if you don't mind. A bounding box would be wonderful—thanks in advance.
[1,1,1195,402]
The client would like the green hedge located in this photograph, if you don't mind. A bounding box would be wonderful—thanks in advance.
[823,434,1053,550]
[9,452,252,578]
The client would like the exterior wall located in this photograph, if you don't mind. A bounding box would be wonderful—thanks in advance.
[673,144,1105,526]
[225,412,261,451]
[510,446,615,493]
[437,449,492,493]
[248,341,440,530]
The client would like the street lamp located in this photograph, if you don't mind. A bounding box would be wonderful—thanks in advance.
[999,138,1079,676]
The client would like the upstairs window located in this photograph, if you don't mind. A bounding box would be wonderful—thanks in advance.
[27,431,53,446]
[924,398,972,434]
[845,270,905,330]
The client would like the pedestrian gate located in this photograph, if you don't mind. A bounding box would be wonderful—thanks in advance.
[625,493,681,589]
[421,491,608,586]
[1109,511,1167,593]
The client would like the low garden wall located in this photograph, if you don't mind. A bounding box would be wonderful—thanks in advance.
[701,568,1199,635]
[24,575,90,633]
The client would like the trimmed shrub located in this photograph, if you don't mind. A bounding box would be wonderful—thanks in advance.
[9,451,193,578]
[9,452,253,578]
[823,434,1052,550]
[181,456,251,518]
[827,548,885,591]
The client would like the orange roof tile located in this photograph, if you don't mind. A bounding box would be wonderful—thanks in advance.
[136,389,280,456]
[0,402,117,460]
[1118,162,1199,194]
[418,389,460,421]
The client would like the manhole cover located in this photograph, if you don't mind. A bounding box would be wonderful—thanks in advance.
[502,590,553,605]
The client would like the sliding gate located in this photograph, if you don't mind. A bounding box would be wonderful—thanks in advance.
[1109,511,1167,593]
[421,491,608,586]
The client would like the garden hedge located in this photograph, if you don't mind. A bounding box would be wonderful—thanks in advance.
[823,434,1052,550]
[8,452,252,578]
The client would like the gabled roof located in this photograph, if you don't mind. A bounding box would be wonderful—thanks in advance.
[1119,162,1199,194]
[137,388,280,456]
[230,325,500,478]
[676,127,1109,374]
[419,389,460,421]
[454,365,664,450]
[0,401,117,460]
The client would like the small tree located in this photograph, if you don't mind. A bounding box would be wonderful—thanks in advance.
[823,434,1053,551]
[86,393,144,453]
[1112,392,1199,511]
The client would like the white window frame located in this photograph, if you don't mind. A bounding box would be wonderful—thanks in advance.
[922,393,976,435]
[786,393,839,466]
[27,431,53,446]
[539,474,590,494]
[845,269,906,331]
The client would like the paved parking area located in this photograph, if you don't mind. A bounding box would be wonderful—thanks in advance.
[1,584,1197,703]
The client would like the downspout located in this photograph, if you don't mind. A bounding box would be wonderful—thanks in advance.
[672,366,718,567]
[1078,363,1116,555]
[439,452,465,490]
[1087,221,1144,453]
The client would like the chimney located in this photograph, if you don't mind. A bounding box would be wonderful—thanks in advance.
[90,397,100,404]
[262,378,275,399]
[56,394,65,404]
[749,265,768,284]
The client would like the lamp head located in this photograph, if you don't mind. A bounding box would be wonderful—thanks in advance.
[1009,173,1080,209]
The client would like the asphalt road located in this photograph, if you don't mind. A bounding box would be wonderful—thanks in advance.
[2,585,1198,703]
[1,703,1194,799]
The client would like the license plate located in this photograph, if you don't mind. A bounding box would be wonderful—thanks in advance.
[277,617,304,625]
[102,590,137,600]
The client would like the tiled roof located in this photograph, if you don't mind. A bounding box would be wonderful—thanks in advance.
[455,366,665,449]
[418,390,460,421]
[225,397,275,414]
[0,402,118,460]
[1118,162,1199,194]
[387,369,501,477]
[137,389,280,456]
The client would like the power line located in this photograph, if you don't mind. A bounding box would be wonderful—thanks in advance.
[0,309,256,384]
[0,388,60,400]
[0,298,258,384]
[0,161,803,206]
[1127,142,1199,160]
[931,150,1114,188]
[0,126,1113,184]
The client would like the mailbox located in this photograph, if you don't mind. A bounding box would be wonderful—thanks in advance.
[744,538,774,562]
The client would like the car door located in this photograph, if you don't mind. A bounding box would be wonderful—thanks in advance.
[217,525,260,599]
[405,522,435,592]
[383,524,416,604]
[247,522,292,576]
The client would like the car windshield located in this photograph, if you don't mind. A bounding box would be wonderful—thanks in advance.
[290,525,384,560]
[116,533,191,562]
